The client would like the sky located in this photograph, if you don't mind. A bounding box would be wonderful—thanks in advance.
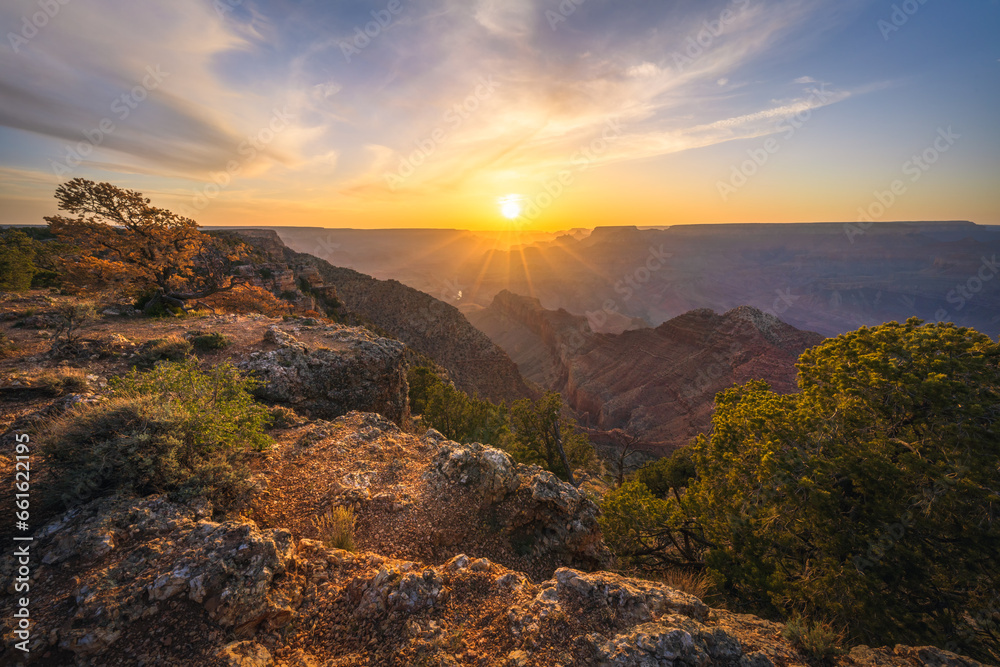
[1,0,998,232]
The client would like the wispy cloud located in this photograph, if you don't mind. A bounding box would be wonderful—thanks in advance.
[325,0,868,197]
[0,0,298,178]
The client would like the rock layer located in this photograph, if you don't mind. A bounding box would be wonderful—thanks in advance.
[470,292,824,452]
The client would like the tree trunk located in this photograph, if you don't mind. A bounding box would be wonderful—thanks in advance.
[552,419,577,487]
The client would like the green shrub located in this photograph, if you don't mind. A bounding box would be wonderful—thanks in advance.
[633,447,696,499]
[0,229,37,292]
[137,335,192,366]
[409,366,597,482]
[43,361,272,508]
[191,332,230,351]
[686,319,1000,659]
[312,507,355,551]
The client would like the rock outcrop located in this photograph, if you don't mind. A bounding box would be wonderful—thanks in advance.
[242,324,409,425]
[6,493,300,661]
[5,482,985,666]
[470,292,824,453]
[428,439,610,569]
[231,229,534,404]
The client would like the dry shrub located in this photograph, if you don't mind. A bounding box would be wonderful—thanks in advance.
[36,368,90,396]
[312,507,356,551]
[0,332,21,359]
[202,284,290,317]
[624,567,711,600]
[268,405,301,428]
[782,616,844,663]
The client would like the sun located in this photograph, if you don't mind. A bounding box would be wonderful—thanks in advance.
[498,194,523,220]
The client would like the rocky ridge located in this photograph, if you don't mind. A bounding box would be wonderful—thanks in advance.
[469,291,825,453]
[1,411,984,666]
[231,230,534,404]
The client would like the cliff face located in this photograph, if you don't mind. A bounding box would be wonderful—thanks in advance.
[243,324,410,425]
[4,411,983,667]
[230,229,534,404]
[291,252,534,403]
[470,291,824,452]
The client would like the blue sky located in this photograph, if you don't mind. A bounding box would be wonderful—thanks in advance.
[1,0,998,230]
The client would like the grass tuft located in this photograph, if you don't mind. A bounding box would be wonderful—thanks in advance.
[782,615,844,663]
[312,507,356,551]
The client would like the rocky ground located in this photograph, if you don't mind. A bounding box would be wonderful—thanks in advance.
[2,409,987,667]
[0,294,989,666]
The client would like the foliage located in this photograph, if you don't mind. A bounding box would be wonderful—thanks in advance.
[407,366,439,416]
[191,331,230,351]
[44,179,251,310]
[137,335,193,367]
[44,361,272,508]
[312,507,356,551]
[201,284,291,317]
[408,367,597,482]
[782,616,844,663]
[408,366,511,445]
[634,447,696,499]
[599,480,706,571]
[506,391,597,481]
[0,229,37,291]
[683,319,1000,660]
